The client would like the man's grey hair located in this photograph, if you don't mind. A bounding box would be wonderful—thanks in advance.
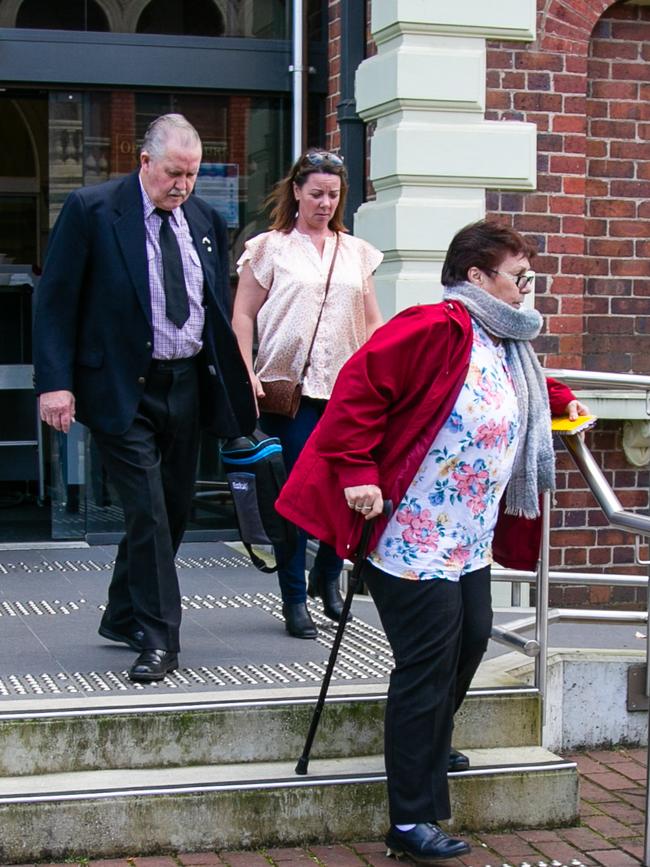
[141,114,202,160]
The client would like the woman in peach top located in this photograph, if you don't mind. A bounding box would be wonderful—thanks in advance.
[232,149,383,639]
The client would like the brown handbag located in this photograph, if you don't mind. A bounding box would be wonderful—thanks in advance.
[258,234,340,418]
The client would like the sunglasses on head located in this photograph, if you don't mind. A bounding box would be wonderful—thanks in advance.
[303,151,344,168]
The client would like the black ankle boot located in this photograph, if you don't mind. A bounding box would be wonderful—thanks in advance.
[282,602,318,639]
[307,569,351,623]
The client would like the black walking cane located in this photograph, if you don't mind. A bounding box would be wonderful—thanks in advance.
[295,499,392,775]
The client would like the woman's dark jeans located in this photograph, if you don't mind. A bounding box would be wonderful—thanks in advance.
[260,397,343,604]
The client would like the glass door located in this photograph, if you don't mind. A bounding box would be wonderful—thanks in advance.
[35,87,290,540]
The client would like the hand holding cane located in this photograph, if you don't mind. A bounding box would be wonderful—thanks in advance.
[295,499,392,776]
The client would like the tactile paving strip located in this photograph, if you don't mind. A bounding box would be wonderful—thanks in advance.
[0,592,394,696]
[0,551,252,575]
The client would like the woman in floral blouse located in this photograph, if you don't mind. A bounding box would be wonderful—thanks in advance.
[277,220,589,863]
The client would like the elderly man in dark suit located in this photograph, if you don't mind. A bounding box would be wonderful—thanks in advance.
[33,113,255,682]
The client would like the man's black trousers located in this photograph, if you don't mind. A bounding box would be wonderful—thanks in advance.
[92,358,200,652]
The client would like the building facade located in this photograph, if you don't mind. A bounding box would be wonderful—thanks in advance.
[1,0,649,606]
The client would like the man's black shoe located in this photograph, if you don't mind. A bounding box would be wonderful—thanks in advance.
[448,748,470,772]
[282,602,318,639]
[128,649,178,683]
[98,623,145,651]
[385,823,471,862]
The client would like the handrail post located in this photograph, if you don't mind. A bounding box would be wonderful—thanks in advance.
[535,490,551,725]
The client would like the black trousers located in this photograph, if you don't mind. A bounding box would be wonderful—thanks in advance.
[92,358,201,652]
[362,561,492,824]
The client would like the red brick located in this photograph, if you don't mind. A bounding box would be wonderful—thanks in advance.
[610,220,650,238]
[611,179,650,197]
[486,91,511,110]
[554,73,588,93]
[562,256,608,275]
[590,119,637,139]
[514,92,564,111]
[550,195,586,214]
[564,134,587,154]
[549,235,584,254]
[585,139,606,159]
[473,833,538,857]
[486,48,514,69]
[88,861,134,867]
[611,20,650,40]
[585,178,609,197]
[218,855,270,867]
[567,52,590,74]
[587,238,634,257]
[177,855,223,866]
[542,34,590,56]
[589,200,636,218]
[635,162,650,180]
[591,40,639,61]
[132,860,178,867]
[634,241,650,257]
[516,214,562,233]
[585,849,639,866]
[565,95,588,114]
[588,159,635,178]
[609,140,650,160]
[612,259,650,277]
[589,80,639,100]
[550,154,587,174]
[613,61,650,82]
[564,215,587,234]
[553,114,587,133]
[514,51,564,71]
[551,275,585,293]
[308,845,365,866]
[545,15,591,44]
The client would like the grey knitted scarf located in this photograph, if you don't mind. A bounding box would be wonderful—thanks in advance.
[443,281,554,519]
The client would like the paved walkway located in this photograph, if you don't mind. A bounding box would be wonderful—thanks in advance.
[12,747,648,867]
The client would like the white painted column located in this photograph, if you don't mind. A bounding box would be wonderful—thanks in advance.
[354,0,537,316]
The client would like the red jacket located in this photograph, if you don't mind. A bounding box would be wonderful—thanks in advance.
[276,301,575,571]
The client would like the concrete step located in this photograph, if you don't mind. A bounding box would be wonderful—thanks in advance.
[0,685,540,776]
[0,746,578,863]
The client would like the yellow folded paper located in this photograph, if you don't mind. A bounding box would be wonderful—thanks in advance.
[551,414,597,435]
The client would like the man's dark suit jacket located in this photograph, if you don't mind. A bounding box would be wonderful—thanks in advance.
[33,170,256,438]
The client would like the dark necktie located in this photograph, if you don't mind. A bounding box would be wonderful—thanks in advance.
[155,208,190,328]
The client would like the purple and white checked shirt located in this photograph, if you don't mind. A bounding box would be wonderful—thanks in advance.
[140,179,205,359]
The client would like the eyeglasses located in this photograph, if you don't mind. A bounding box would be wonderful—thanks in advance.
[303,151,344,168]
[486,269,536,289]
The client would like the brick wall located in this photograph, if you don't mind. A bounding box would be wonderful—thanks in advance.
[486,0,650,605]
[321,1,649,604]
[325,0,341,149]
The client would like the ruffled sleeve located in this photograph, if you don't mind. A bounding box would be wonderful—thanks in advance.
[235,231,278,290]
[355,237,384,292]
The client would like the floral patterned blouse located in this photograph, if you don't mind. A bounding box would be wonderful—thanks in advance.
[370,319,521,582]
[236,228,383,400]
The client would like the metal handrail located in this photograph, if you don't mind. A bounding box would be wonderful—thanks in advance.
[546,368,650,391]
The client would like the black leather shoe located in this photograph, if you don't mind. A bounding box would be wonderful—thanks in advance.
[448,748,470,772]
[128,649,178,683]
[282,602,318,639]
[385,823,471,862]
[98,623,145,651]
[307,568,351,623]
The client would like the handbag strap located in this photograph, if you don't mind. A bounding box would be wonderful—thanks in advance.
[299,232,340,381]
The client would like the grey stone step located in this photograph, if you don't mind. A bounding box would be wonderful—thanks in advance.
[0,746,578,863]
[0,685,540,775]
